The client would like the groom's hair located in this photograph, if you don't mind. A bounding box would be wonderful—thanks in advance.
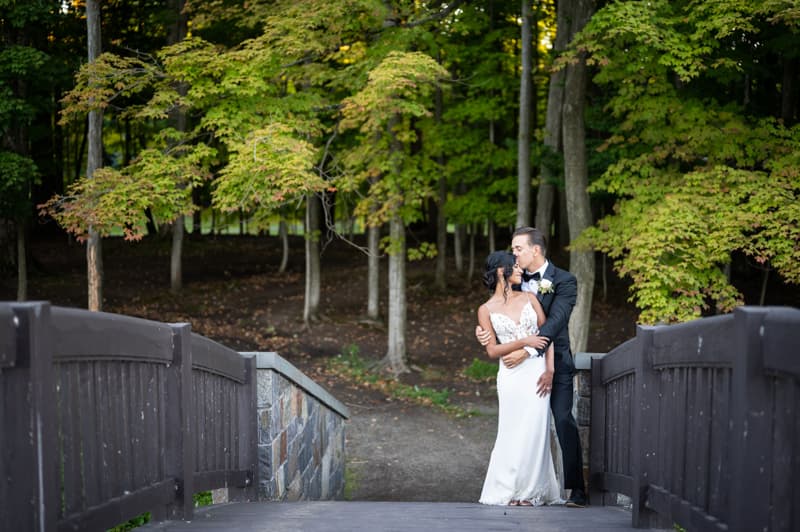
[512,226,547,256]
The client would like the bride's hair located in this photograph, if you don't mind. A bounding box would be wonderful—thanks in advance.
[483,251,515,300]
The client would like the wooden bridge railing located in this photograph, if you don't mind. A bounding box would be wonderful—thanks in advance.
[0,302,257,532]
[590,306,800,531]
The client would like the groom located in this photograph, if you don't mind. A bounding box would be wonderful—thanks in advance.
[476,226,587,507]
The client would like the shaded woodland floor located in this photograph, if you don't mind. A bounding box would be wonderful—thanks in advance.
[2,234,645,399]
[3,233,795,404]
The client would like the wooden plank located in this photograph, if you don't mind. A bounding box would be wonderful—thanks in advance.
[599,472,632,496]
[670,367,687,504]
[191,333,245,383]
[589,355,608,505]
[164,323,194,520]
[130,363,146,490]
[51,307,173,363]
[58,479,174,532]
[728,307,775,532]
[650,314,735,368]
[707,367,730,520]
[656,369,672,491]
[761,307,800,378]
[0,304,15,368]
[193,469,251,492]
[143,363,161,486]
[119,361,134,493]
[684,368,699,506]
[79,361,101,508]
[769,376,794,532]
[59,363,83,517]
[600,337,637,384]
[4,303,58,532]
[694,368,711,510]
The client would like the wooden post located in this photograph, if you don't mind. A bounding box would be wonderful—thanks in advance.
[166,323,195,520]
[1,303,58,531]
[589,354,607,506]
[630,325,665,528]
[728,307,774,532]
[230,354,258,502]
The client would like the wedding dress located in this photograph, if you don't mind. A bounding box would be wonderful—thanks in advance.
[478,300,562,506]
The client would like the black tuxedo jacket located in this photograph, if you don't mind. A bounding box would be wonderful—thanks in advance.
[533,262,577,376]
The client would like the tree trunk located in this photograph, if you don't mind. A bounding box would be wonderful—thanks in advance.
[168,0,187,293]
[383,215,409,375]
[16,222,26,301]
[434,81,447,290]
[487,218,495,253]
[562,0,595,354]
[516,0,533,228]
[303,194,321,325]
[367,224,381,321]
[170,216,184,293]
[86,0,103,312]
[536,0,569,238]
[278,219,289,272]
[434,175,447,289]
[454,223,464,272]
[467,224,476,282]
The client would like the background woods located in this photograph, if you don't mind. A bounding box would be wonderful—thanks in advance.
[2,0,799,374]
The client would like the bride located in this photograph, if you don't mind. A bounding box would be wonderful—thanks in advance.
[477,250,562,506]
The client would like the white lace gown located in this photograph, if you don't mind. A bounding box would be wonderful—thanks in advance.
[478,300,562,506]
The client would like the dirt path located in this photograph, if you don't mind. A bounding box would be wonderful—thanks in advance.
[329,375,500,502]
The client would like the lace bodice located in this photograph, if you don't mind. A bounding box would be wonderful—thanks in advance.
[489,300,539,346]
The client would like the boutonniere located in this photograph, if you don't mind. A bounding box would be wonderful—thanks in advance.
[538,279,554,294]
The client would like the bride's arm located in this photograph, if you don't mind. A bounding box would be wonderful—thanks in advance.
[477,305,545,358]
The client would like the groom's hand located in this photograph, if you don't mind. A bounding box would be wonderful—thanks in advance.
[536,370,554,397]
[475,325,492,346]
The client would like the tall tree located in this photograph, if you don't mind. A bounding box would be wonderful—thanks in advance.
[340,51,448,374]
[561,0,595,353]
[86,0,103,311]
[535,0,567,238]
[516,0,534,227]
[168,0,188,293]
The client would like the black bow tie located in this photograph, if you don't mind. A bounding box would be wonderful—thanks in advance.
[523,271,541,282]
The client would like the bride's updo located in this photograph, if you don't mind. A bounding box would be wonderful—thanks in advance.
[483,251,516,295]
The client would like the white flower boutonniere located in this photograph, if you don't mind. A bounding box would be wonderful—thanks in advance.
[538,279,554,294]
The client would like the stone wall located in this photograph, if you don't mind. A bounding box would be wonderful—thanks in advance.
[244,352,349,501]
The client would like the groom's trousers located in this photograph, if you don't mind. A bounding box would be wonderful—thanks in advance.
[550,371,584,490]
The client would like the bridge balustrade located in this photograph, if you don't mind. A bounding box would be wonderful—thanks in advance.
[590,306,799,531]
[0,302,257,532]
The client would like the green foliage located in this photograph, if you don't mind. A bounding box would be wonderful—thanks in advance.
[569,0,800,323]
[339,51,449,228]
[193,490,213,507]
[464,358,498,381]
[107,511,150,532]
[0,151,38,219]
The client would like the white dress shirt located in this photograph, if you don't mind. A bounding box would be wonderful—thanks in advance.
[522,260,549,294]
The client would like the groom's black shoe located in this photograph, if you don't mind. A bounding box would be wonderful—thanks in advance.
[565,488,587,508]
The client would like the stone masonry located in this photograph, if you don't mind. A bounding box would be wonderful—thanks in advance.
[245,352,349,501]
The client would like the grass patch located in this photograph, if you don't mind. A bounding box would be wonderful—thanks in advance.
[344,464,359,500]
[107,512,150,531]
[328,344,477,418]
[194,490,213,507]
[105,490,212,531]
[464,358,498,381]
